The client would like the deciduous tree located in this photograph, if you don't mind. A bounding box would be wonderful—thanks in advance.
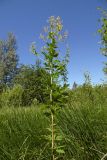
[98,9,107,75]
[0,33,18,87]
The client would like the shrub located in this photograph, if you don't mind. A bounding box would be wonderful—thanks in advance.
[0,85,24,107]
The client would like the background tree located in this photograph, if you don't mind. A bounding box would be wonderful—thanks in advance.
[72,81,78,90]
[0,33,18,89]
[98,9,107,75]
[14,63,50,105]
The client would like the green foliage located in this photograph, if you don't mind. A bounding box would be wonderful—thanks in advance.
[14,64,50,105]
[0,84,107,159]
[98,9,107,75]
[98,18,107,55]
[32,16,69,88]
[0,33,18,86]
[0,84,24,107]
[31,16,69,112]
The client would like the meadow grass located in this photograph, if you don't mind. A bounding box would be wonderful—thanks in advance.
[0,87,107,159]
[0,107,50,160]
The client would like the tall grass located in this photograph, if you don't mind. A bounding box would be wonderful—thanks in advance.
[57,103,107,159]
[0,107,50,160]
[0,85,107,159]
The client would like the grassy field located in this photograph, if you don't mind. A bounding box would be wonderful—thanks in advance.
[0,85,107,159]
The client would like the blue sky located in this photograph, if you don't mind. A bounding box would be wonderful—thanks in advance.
[0,0,107,86]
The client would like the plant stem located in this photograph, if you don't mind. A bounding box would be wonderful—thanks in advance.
[101,153,107,160]
[51,112,55,160]
[50,62,55,160]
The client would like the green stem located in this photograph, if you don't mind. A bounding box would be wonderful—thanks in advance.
[51,113,55,160]
[50,62,55,160]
